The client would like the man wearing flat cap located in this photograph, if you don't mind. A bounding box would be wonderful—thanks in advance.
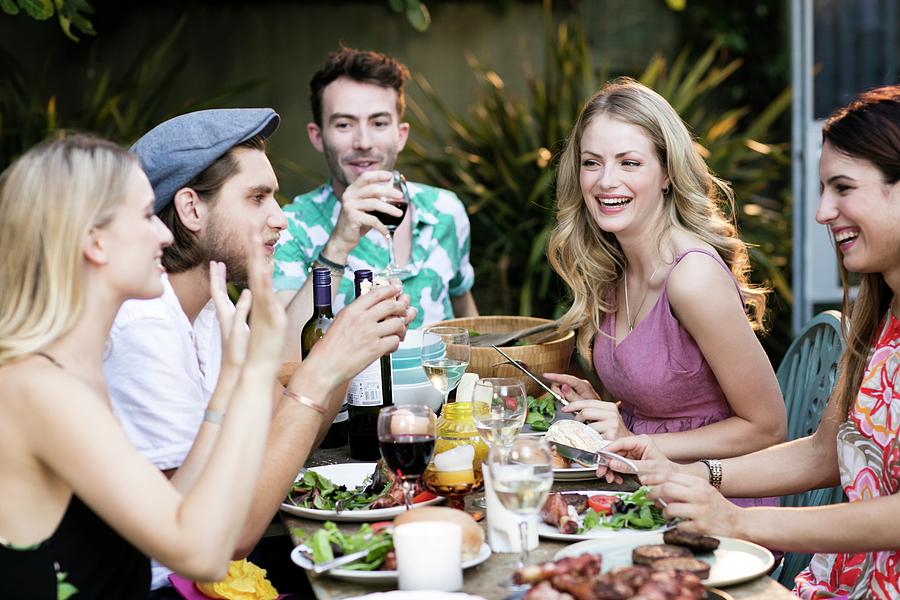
[104,108,415,597]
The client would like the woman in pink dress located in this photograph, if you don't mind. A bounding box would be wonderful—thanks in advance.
[604,85,900,598]
[544,79,786,501]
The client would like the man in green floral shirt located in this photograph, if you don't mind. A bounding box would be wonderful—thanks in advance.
[274,47,478,337]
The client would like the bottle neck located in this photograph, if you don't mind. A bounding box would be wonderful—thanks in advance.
[313,283,332,310]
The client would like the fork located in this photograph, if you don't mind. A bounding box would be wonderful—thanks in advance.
[293,545,373,574]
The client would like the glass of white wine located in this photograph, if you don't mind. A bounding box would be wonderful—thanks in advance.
[422,326,469,406]
[472,378,527,447]
[488,437,554,570]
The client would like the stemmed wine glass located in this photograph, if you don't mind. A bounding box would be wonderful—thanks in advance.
[422,326,469,406]
[377,405,437,510]
[472,378,528,448]
[378,171,411,278]
[488,437,554,571]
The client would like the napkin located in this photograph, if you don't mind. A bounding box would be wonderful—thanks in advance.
[482,467,538,553]
[168,574,289,600]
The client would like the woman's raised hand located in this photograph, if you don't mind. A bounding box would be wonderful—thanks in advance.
[243,232,287,376]
[209,260,252,372]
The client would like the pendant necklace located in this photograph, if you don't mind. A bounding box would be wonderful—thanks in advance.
[623,263,664,333]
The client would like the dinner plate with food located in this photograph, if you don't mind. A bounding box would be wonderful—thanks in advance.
[507,550,738,600]
[280,461,443,522]
[537,487,673,542]
[552,529,775,589]
[291,507,491,583]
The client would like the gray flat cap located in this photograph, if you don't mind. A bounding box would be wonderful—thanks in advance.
[131,108,280,213]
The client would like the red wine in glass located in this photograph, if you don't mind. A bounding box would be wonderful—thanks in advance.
[377,405,436,509]
[379,434,435,479]
[377,199,408,231]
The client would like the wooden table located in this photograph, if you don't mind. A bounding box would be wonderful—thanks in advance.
[281,448,795,600]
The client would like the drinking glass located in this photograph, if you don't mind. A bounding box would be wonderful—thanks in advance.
[377,405,437,510]
[488,437,554,570]
[377,171,411,278]
[422,326,469,406]
[472,378,527,448]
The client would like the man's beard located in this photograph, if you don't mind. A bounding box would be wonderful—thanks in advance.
[201,221,248,285]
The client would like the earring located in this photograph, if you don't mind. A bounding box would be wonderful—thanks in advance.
[662,185,671,196]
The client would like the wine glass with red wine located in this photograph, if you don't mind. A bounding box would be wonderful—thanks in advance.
[377,404,437,510]
[377,171,411,278]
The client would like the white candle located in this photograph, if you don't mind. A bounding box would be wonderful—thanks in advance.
[394,521,463,591]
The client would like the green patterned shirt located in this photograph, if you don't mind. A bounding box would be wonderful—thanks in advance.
[274,181,474,329]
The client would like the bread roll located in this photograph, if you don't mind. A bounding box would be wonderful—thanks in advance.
[392,506,484,560]
[544,420,608,453]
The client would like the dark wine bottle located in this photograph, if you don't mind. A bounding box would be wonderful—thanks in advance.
[301,267,347,448]
[347,269,394,460]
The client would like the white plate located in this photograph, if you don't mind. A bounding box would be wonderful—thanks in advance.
[291,543,492,584]
[280,463,443,522]
[554,533,775,588]
[552,466,599,481]
[537,491,669,542]
[345,592,486,600]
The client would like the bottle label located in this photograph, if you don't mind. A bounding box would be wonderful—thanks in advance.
[333,402,349,423]
[346,360,384,407]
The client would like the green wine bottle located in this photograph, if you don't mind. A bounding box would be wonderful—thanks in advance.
[301,268,346,448]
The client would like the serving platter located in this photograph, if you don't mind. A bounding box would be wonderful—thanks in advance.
[280,462,443,522]
[554,533,775,588]
[291,543,491,584]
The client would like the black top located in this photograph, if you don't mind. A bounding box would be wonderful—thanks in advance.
[0,494,150,599]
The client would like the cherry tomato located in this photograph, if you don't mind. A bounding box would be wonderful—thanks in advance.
[413,490,438,504]
[587,495,615,515]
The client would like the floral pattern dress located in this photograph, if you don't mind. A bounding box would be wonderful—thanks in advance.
[794,312,900,599]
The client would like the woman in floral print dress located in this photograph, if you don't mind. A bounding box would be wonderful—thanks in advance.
[596,84,900,599]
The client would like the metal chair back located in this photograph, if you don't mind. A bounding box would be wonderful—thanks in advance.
[775,309,846,587]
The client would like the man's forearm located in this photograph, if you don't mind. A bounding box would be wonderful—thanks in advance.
[451,291,479,318]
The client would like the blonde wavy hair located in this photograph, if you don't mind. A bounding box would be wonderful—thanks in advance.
[547,78,768,360]
[0,133,136,366]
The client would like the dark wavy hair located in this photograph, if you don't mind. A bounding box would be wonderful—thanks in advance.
[824,85,900,418]
[309,46,410,126]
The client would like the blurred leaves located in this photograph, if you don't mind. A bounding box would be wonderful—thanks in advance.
[1,0,94,41]
[0,16,260,170]
[387,0,431,32]
[404,2,791,358]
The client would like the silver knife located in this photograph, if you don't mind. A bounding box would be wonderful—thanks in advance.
[490,344,568,406]
[550,441,640,475]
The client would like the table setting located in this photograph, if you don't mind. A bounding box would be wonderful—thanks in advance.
[276,318,793,600]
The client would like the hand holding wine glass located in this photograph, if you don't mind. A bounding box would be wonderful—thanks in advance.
[378,171,411,278]
[473,378,527,447]
[488,437,554,570]
[377,405,437,510]
[422,326,470,406]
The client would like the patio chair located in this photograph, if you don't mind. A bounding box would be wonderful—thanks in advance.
[774,310,847,588]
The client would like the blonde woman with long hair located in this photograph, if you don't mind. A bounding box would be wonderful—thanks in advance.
[544,78,785,507]
[600,85,900,599]
[0,134,285,599]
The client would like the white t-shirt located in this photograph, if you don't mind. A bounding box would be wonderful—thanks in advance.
[104,274,221,588]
